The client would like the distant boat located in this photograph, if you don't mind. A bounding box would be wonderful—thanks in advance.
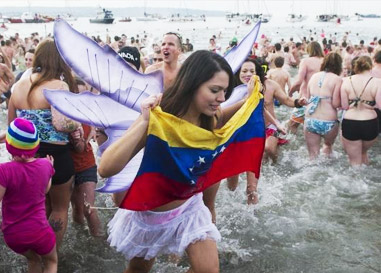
[316,14,337,22]
[8,17,23,23]
[119,17,132,22]
[286,14,307,22]
[355,13,381,18]
[9,12,49,23]
[248,13,271,23]
[316,14,349,23]
[168,14,206,22]
[89,8,114,24]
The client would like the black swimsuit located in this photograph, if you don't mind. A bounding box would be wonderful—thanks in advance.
[342,77,379,141]
[347,77,375,107]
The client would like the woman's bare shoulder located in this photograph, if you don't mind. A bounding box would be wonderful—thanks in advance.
[44,79,69,90]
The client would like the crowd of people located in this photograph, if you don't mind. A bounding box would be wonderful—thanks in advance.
[0,24,381,273]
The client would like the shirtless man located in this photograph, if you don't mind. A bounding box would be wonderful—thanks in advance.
[263,71,307,162]
[266,43,285,69]
[145,32,182,89]
[292,42,303,67]
[372,50,381,78]
[288,41,324,134]
[343,46,354,76]
[0,63,15,142]
[374,39,381,54]
[267,56,291,95]
[1,40,15,70]
[0,63,14,93]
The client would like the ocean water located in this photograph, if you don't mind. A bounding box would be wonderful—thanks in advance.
[1,16,381,273]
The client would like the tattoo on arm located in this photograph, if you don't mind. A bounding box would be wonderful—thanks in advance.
[49,218,64,232]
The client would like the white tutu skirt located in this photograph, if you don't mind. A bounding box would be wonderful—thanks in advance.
[107,193,221,260]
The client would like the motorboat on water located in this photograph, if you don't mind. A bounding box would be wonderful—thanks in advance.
[316,14,349,23]
[89,8,114,24]
[355,13,381,18]
[9,12,49,23]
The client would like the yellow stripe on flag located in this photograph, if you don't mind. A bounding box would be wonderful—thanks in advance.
[149,76,263,149]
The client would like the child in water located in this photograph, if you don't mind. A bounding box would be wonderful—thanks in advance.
[0,118,57,273]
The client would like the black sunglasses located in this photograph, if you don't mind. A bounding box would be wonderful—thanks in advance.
[153,58,163,62]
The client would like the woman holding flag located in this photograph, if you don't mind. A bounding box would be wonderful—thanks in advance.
[99,50,265,273]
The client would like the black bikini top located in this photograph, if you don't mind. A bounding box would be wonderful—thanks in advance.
[348,76,375,107]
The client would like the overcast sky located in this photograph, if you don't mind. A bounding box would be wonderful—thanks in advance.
[1,0,381,16]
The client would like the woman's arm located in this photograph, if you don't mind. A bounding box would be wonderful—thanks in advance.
[98,116,148,178]
[69,126,86,153]
[340,81,349,110]
[273,80,307,108]
[289,59,307,96]
[7,95,17,125]
[0,63,14,94]
[51,106,81,133]
[332,77,343,109]
[45,155,54,194]
[306,80,311,100]
[0,47,12,70]
[375,79,381,109]
[98,94,162,178]
[264,108,286,134]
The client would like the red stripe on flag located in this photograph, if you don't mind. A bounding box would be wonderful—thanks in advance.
[121,137,265,211]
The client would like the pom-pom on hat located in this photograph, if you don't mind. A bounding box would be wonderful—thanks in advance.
[6,118,40,157]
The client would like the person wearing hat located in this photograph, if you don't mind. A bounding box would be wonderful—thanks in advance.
[0,118,57,273]
[225,37,238,55]
[96,46,142,148]
[118,46,141,71]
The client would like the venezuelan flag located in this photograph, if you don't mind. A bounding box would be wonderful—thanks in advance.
[121,78,265,211]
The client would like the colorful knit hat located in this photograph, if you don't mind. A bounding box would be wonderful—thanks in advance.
[6,118,40,157]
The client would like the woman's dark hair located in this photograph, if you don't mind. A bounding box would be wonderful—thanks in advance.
[161,50,234,131]
[29,38,77,101]
[235,58,266,87]
[320,52,342,75]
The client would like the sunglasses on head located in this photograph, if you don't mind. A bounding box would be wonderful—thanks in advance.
[153,58,163,62]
